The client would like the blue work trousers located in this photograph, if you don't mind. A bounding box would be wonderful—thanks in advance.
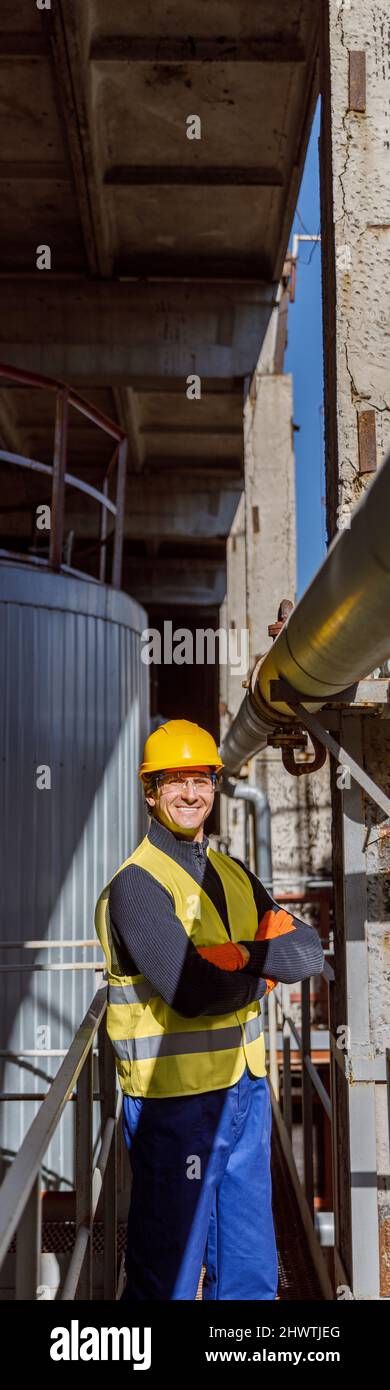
[120,1064,279,1301]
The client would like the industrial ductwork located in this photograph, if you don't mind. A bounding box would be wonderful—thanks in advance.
[220,451,390,775]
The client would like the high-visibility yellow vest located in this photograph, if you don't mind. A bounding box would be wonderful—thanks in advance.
[94,834,267,1098]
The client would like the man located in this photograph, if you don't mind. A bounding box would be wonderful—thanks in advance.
[95,718,324,1301]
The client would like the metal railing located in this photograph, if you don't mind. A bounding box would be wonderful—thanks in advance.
[0,926,337,1301]
[265,921,335,1300]
[0,363,128,588]
[0,983,122,1300]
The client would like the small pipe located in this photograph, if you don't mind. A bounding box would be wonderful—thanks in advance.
[220,774,279,1098]
[220,776,272,881]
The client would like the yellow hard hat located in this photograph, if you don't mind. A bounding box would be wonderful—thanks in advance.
[138,719,224,779]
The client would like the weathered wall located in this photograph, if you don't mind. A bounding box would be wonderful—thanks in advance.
[320,0,390,536]
[320,0,390,1297]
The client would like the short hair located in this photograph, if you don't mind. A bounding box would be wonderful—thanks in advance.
[142,774,158,815]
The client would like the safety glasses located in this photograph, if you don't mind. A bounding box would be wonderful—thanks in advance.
[155,771,217,791]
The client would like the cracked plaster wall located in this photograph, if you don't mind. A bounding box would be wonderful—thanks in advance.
[321,0,390,534]
[320,0,390,1294]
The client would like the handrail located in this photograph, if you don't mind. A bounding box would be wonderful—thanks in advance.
[0,362,128,587]
[0,363,125,442]
[0,936,106,976]
[0,450,117,515]
[0,984,121,1300]
[265,952,335,1300]
[0,936,335,1298]
[266,883,334,1168]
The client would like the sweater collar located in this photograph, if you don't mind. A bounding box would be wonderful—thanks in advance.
[147,814,210,862]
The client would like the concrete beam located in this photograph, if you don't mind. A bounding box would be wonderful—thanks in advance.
[0,34,50,59]
[0,280,275,383]
[105,166,283,187]
[90,37,307,64]
[270,4,320,282]
[50,0,112,276]
[64,477,242,541]
[139,426,242,438]
[0,390,28,455]
[142,461,242,477]
[112,386,145,473]
[123,557,226,608]
[133,381,243,396]
[0,163,70,183]
[41,477,241,546]
[114,256,272,280]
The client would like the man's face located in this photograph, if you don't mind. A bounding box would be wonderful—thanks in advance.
[145,765,216,838]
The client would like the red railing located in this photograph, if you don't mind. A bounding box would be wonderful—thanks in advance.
[0,363,128,588]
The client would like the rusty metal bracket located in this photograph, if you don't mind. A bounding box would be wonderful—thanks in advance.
[286,700,390,819]
[266,730,306,751]
[281,735,327,777]
[266,720,326,776]
[268,597,294,640]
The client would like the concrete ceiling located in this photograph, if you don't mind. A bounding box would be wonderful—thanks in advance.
[0,0,320,607]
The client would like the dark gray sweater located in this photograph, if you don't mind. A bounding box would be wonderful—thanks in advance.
[108,816,325,1019]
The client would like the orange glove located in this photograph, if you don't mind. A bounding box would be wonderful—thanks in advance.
[197,909,295,988]
[255,908,295,994]
[196,942,249,971]
[256,907,296,941]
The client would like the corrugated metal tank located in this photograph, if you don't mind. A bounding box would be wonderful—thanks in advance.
[0,562,149,1189]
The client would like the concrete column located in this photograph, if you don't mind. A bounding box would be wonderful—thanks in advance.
[320,0,390,1296]
[245,370,331,887]
[244,371,296,660]
[219,493,247,858]
[220,362,332,885]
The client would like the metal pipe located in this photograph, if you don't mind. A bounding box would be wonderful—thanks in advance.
[220,777,272,880]
[220,452,390,773]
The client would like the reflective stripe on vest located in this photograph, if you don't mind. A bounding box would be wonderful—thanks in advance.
[108,980,154,1005]
[94,835,267,1098]
[113,1014,263,1063]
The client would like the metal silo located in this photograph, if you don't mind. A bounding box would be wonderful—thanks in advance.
[0,561,149,1190]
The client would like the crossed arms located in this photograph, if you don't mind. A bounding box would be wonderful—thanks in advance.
[108,860,325,1019]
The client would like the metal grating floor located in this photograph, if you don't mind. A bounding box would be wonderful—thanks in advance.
[8,1222,127,1259]
[270,1124,325,1300]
